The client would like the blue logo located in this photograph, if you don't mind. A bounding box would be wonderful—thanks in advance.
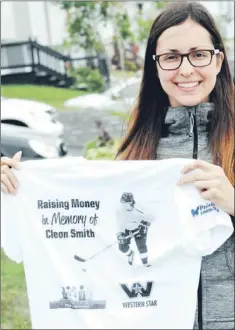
[191,202,219,217]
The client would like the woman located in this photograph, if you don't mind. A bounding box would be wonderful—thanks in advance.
[1,2,234,329]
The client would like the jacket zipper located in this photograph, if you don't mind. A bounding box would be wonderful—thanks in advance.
[192,113,198,160]
[188,112,198,159]
[189,110,203,330]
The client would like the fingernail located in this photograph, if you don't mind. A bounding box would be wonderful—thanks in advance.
[14,151,22,167]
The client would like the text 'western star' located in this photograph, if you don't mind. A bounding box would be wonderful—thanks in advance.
[37,199,100,210]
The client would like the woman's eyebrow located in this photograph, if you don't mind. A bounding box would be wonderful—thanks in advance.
[166,47,198,52]
[157,46,212,55]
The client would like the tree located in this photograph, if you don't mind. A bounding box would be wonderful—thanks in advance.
[136,1,168,43]
[57,1,137,68]
[111,6,135,70]
[57,1,110,52]
[136,17,153,43]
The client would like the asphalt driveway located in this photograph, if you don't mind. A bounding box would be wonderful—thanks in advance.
[58,109,127,156]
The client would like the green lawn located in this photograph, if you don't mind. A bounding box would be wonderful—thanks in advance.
[1,250,31,329]
[1,85,87,110]
[1,70,138,110]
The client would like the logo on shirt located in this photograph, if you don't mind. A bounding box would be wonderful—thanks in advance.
[121,282,153,298]
[120,281,157,309]
[191,202,219,217]
[49,285,106,310]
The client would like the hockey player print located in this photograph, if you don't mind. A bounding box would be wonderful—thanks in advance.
[116,192,155,267]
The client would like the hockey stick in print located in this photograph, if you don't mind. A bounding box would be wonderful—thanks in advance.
[74,240,117,262]
[73,231,140,263]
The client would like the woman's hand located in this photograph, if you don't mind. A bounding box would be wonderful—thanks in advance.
[178,159,234,216]
[1,151,22,194]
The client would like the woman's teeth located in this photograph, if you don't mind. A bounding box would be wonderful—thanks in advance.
[176,82,200,88]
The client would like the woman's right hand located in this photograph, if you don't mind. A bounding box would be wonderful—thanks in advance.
[1,151,22,194]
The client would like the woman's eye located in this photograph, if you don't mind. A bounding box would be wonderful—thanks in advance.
[164,54,179,61]
[193,51,207,58]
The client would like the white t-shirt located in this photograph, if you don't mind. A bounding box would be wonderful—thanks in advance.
[1,157,233,330]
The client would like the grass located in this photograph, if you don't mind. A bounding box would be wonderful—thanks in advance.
[111,110,130,121]
[1,250,31,329]
[1,70,138,111]
[1,85,88,110]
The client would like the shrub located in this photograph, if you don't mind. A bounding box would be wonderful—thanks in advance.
[73,67,105,92]
[124,60,139,72]
[84,138,121,160]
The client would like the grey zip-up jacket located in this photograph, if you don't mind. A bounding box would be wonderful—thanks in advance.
[157,102,234,330]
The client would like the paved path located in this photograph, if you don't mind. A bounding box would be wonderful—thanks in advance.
[58,109,127,156]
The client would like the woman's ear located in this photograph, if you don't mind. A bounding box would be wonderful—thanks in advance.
[216,51,224,75]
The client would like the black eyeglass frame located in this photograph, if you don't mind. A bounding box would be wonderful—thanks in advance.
[152,49,220,70]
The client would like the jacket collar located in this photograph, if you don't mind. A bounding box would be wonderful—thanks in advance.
[163,102,215,135]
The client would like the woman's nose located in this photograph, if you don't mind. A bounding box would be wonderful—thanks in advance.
[178,57,195,76]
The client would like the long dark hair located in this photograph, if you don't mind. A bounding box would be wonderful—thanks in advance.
[116,2,234,185]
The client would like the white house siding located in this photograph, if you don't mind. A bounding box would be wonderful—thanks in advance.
[1,1,67,46]
[1,1,16,41]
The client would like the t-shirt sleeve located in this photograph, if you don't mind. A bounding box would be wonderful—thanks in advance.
[1,191,24,263]
[176,184,234,256]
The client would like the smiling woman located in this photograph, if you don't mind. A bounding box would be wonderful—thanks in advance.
[116,2,234,187]
[116,2,234,330]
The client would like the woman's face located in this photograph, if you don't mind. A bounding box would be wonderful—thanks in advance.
[156,19,224,107]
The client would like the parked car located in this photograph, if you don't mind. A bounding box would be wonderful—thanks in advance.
[1,123,67,160]
[64,76,141,112]
[1,96,64,136]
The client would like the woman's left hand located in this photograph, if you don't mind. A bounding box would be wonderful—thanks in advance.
[178,160,234,216]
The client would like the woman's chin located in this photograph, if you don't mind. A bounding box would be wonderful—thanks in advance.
[170,95,209,107]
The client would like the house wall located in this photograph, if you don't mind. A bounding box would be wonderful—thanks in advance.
[1,1,67,45]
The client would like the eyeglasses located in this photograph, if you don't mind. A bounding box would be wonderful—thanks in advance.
[152,49,220,70]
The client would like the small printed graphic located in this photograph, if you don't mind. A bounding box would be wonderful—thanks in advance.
[49,285,106,310]
[120,281,157,309]
[116,192,155,267]
[121,282,153,298]
[191,202,219,217]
